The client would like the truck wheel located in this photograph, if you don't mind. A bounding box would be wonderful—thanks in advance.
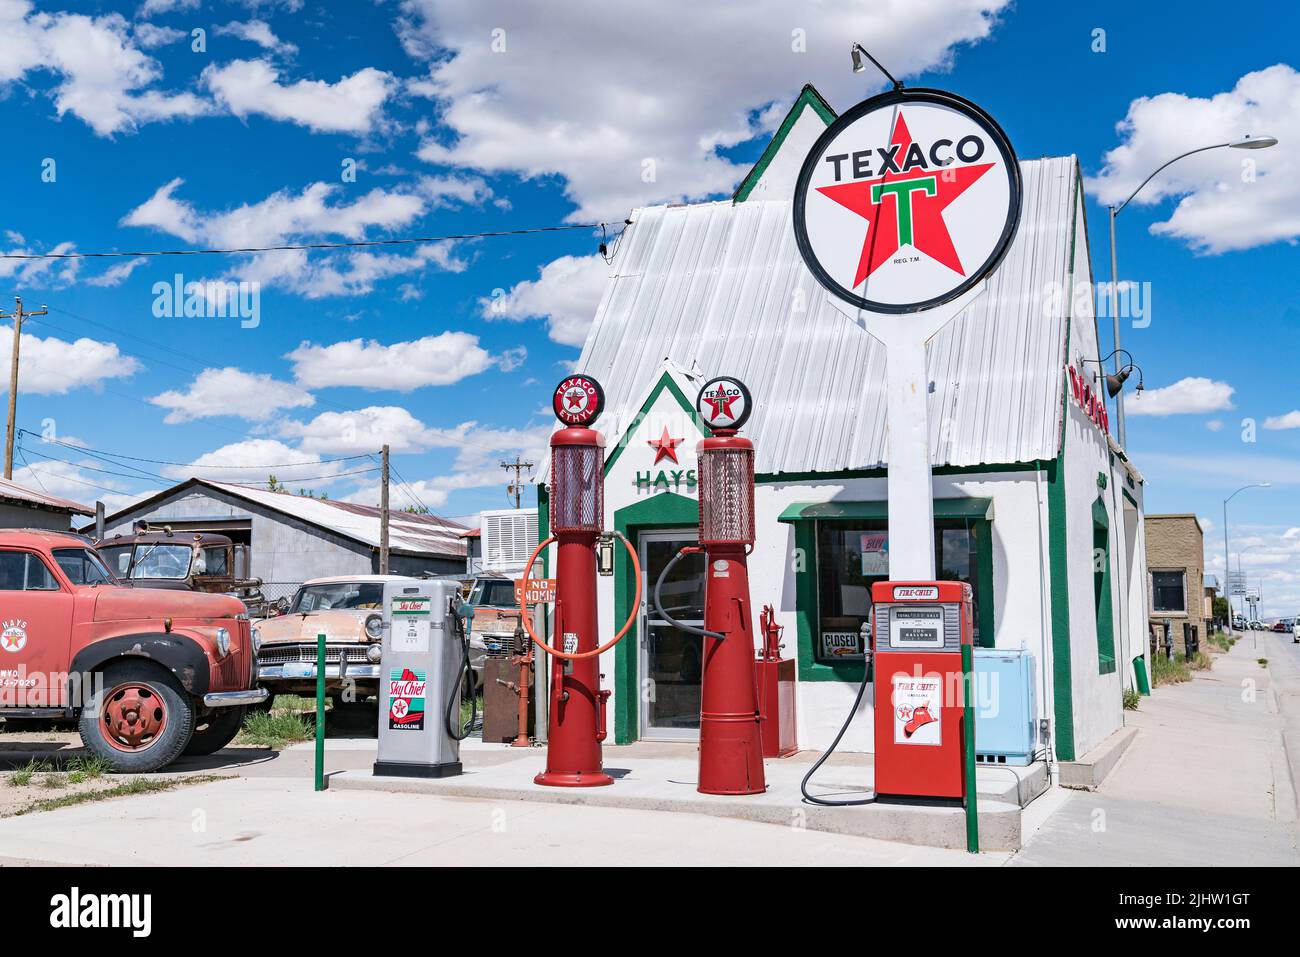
[79,662,195,773]
[183,707,246,756]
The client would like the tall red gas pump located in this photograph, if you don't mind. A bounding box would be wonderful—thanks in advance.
[520,375,641,787]
[653,376,766,795]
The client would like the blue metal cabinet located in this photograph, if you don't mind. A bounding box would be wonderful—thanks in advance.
[973,648,1037,765]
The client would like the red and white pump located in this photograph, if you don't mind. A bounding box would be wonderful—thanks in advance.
[653,376,766,795]
[520,375,641,787]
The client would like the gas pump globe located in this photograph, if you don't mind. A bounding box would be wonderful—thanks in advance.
[520,375,641,787]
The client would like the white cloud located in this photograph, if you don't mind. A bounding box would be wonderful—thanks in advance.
[0,236,80,288]
[1089,64,1296,254]
[202,58,394,134]
[1126,377,1234,417]
[399,0,1010,220]
[133,23,186,49]
[278,406,472,455]
[0,328,141,395]
[482,254,609,347]
[0,3,210,136]
[1263,410,1300,430]
[160,438,345,487]
[138,0,200,15]
[286,332,500,391]
[213,20,297,56]
[85,256,148,287]
[149,367,315,424]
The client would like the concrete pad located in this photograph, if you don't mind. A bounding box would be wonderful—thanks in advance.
[331,744,1040,852]
[1058,725,1138,790]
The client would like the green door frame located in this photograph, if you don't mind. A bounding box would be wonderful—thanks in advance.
[1093,496,1117,675]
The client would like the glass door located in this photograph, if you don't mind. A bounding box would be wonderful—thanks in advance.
[639,530,705,741]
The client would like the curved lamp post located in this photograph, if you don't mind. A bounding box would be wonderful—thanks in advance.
[1223,482,1270,628]
[1108,135,1278,447]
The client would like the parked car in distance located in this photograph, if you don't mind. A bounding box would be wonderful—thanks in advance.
[460,574,524,660]
[254,575,486,708]
[1293,618,1300,643]
[0,529,265,771]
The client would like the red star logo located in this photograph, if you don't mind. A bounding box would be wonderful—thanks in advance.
[701,389,739,422]
[565,390,586,410]
[815,112,994,287]
[647,426,683,465]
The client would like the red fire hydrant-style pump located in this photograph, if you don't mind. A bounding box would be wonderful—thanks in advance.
[654,376,766,795]
[520,375,641,787]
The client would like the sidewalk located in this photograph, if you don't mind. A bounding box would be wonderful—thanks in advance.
[1011,634,1300,866]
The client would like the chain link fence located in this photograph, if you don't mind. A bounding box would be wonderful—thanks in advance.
[252,581,303,616]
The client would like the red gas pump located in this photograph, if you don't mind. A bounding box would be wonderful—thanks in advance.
[520,375,641,787]
[653,376,766,795]
[871,581,974,801]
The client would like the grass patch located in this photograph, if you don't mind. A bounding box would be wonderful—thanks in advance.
[64,755,111,784]
[1190,651,1214,671]
[237,709,312,749]
[1208,632,1236,653]
[11,774,225,818]
[7,759,53,787]
[1122,687,1141,710]
[1152,653,1192,686]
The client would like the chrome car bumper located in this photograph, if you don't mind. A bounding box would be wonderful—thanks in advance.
[258,663,383,682]
[203,688,270,707]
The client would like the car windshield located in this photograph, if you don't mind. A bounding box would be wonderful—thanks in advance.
[52,548,116,586]
[98,545,132,577]
[196,546,229,576]
[471,579,516,607]
[132,544,193,579]
[290,582,384,613]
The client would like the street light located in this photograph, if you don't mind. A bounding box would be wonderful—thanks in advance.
[1107,135,1278,447]
[1223,482,1270,629]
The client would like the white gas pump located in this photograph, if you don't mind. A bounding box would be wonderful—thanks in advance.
[373,578,468,778]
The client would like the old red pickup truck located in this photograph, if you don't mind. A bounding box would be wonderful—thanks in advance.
[0,529,266,772]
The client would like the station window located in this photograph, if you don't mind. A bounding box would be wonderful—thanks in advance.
[1151,570,1186,613]
[813,519,983,664]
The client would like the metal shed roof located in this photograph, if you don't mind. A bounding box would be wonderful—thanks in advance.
[0,477,93,515]
[575,155,1080,475]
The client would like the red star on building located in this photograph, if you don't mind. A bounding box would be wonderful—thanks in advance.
[647,426,683,465]
[815,112,994,287]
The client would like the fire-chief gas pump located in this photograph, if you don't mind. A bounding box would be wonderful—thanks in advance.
[373,578,471,778]
[651,376,766,795]
[519,374,642,787]
[870,581,973,801]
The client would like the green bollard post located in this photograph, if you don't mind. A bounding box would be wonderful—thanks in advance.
[315,632,326,792]
[962,643,979,854]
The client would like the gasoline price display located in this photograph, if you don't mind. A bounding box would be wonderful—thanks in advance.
[888,607,945,649]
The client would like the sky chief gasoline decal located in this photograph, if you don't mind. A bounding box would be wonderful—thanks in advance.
[794,89,1020,314]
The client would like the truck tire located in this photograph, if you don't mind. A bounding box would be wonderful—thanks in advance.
[79,661,195,773]
[183,707,246,756]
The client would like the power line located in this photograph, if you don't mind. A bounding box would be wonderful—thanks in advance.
[18,430,373,469]
[0,221,626,261]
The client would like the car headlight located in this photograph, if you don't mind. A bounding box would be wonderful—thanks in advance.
[365,614,384,639]
[215,627,232,658]
[366,644,382,663]
[251,626,262,654]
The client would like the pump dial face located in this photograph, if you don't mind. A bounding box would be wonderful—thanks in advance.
[696,376,752,432]
[553,374,604,426]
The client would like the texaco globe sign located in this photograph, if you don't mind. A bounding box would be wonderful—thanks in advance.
[793,88,1021,314]
[553,374,604,426]
[696,376,752,432]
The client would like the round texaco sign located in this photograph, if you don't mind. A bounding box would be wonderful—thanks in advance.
[696,376,752,432]
[552,374,605,427]
[793,88,1021,314]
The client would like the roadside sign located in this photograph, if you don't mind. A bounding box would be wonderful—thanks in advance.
[515,578,557,605]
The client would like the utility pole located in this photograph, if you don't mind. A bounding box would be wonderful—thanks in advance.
[1,297,48,479]
[379,444,390,574]
[500,455,534,509]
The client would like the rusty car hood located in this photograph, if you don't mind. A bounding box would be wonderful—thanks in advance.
[256,609,374,645]
[93,586,245,622]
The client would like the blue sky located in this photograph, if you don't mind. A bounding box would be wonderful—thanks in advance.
[1,1,1297,609]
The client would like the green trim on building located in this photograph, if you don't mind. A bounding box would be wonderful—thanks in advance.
[1092,496,1117,675]
[756,460,1049,485]
[777,497,993,523]
[603,371,709,476]
[732,84,836,204]
[611,491,700,744]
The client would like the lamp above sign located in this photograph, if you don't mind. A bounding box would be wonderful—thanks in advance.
[793,88,1021,314]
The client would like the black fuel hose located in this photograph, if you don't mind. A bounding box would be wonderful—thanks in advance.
[445,601,478,741]
[652,548,725,641]
[799,659,876,806]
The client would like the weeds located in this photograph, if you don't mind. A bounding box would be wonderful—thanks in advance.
[237,709,312,750]
[1152,654,1192,686]
[1122,687,1141,710]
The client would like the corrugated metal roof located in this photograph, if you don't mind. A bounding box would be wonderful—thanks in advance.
[201,481,467,557]
[0,477,93,515]
[576,156,1079,474]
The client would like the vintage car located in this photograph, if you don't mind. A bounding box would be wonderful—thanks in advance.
[0,529,265,772]
[254,575,486,708]
[96,527,270,616]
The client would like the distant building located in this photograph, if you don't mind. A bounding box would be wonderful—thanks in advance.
[89,478,467,590]
[1144,514,1206,656]
[0,477,92,530]
[461,527,482,574]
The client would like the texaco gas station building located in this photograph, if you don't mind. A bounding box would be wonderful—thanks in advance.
[538,86,1150,763]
